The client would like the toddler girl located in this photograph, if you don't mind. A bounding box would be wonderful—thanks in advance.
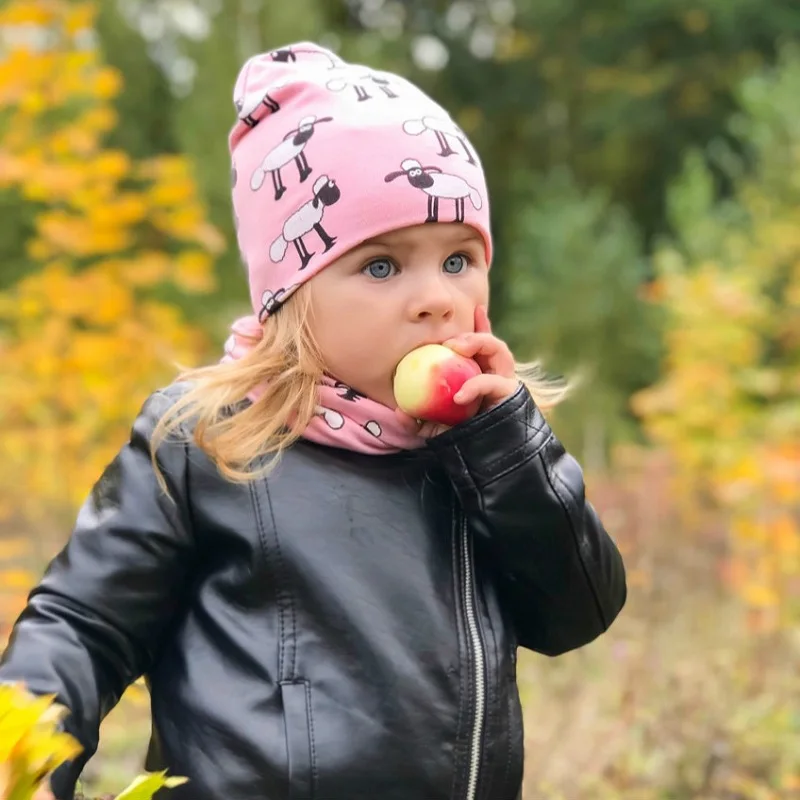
[0,42,626,800]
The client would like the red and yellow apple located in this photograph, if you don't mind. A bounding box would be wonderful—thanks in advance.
[393,343,482,426]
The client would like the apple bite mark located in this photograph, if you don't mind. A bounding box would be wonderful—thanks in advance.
[393,343,482,427]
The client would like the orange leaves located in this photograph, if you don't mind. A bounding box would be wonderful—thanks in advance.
[0,1,221,531]
[36,209,133,257]
[0,2,108,90]
[0,0,93,31]
[634,126,800,627]
[62,2,95,35]
[90,66,124,100]
[175,251,217,293]
[138,157,225,250]
[0,3,58,26]
[771,515,800,557]
[0,267,211,520]
[631,261,768,468]
[147,175,198,208]
[770,444,800,504]
[123,252,171,287]
[88,194,149,229]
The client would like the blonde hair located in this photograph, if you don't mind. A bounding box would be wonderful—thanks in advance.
[151,283,324,487]
[151,285,572,488]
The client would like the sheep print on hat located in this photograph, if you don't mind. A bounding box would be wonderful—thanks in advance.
[222,41,494,455]
[229,41,492,320]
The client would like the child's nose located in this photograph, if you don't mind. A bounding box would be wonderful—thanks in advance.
[409,275,456,321]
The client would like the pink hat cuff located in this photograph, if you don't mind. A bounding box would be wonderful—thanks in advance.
[229,42,493,322]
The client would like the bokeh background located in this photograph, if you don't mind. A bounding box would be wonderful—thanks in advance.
[1,1,799,797]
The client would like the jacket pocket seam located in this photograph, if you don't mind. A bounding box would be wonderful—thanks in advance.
[280,679,316,799]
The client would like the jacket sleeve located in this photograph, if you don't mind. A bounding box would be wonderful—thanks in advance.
[0,389,197,798]
[427,384,626,657]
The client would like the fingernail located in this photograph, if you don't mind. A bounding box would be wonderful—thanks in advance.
[453,390,465,403]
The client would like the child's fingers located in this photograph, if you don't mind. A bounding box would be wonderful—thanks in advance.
[444,332,515,378]
[447,332,508,357]
[474,304,492,334]
[454,374,520,408]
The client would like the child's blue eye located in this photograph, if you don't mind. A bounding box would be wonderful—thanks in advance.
[443,253,468,274]
[363,259,397,279]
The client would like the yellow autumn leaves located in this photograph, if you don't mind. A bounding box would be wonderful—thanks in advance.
[0,0,224,524]
[0,683,186,800]
[0,685,80,800]
[633,146,800,627]
[0,5,215,784]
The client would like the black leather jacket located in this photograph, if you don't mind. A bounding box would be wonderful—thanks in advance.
[0,384,626,800]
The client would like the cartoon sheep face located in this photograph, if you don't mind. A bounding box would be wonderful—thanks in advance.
[269,175,341,269]
[250,115,334,200]
[257,283,300,322]
[384,158,483,223]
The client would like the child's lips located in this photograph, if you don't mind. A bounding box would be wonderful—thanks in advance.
[405,331,473,357]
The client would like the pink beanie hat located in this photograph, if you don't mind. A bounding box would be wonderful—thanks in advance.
[229,42,493,322]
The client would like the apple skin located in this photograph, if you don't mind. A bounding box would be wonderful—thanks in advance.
[393,343,482,426]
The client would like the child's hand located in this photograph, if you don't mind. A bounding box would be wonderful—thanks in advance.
[395,305,519,439]
[443,305,519,411]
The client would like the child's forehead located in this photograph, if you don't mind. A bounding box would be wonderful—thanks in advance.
[359,223,484,251]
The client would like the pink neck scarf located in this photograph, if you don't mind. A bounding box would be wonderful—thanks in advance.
[222,315,426,454]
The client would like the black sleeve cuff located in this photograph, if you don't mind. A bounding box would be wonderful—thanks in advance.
[426,384,553,489]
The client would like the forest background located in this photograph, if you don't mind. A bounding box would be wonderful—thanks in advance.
[0,1,799,797]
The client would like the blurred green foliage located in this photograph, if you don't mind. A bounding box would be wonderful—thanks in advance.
[54,0,797,462]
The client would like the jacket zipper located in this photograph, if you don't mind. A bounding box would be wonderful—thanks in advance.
[459,514,486,800]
